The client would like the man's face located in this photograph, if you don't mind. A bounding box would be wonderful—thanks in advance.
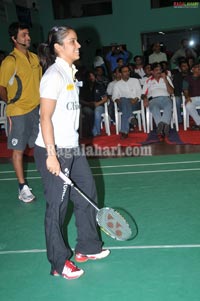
[135,57,142,65]
[152,66,162,78]
[153,43,160,53]
[144,65,152,76]
[192,64,200,76]
[114,69,121,80]
[16,28,31,49]
[120,67,130,81]
[180,63,189,74]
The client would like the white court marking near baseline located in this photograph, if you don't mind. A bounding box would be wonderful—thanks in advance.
[1,244,200,255]
[1,160,200,174]
[1,167,200,181]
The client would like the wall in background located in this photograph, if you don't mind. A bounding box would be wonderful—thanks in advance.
[0,0,199,66]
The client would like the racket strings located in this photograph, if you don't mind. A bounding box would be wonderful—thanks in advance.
[97,208,132,240]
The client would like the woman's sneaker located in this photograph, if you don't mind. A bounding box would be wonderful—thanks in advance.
[18,185,35,203]
[75,249,110,263]
[52,260,84,280]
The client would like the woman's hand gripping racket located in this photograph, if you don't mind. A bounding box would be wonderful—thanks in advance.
[59,171,137,241]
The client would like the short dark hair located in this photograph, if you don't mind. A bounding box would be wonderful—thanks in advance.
[8,22,29,40]
[119,65,130,73]
[151,62,161,70]
[178,59,188,68]
[143,63,151,69]
[116,57,123,63]
[133,55,143,62]
[191,62,200,69]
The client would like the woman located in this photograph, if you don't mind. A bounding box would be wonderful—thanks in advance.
[34,26,110,280]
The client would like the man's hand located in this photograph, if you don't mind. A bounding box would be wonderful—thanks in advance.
[143,98,149,108]
[131,97,139,104]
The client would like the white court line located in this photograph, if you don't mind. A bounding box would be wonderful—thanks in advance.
[1,160,200,174]
[1,244,200,255]
[1,167,200,181]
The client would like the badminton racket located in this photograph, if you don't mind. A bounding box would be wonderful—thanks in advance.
[59,171,137,241]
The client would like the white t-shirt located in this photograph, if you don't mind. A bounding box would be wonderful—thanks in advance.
[106,80,118,99]
[35,57,80,148]
[148,52,167,64]
[112,78,142,101]
[142,76,173,98]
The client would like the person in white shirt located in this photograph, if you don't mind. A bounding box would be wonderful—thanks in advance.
[142,63,174,137]
[34,25,110,281]
[149,42,167,64]
[106,67,121,121]
[112,65,142,139]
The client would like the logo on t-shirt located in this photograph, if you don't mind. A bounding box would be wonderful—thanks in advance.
[66,84,74,90]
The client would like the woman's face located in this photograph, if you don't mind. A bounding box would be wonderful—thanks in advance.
[56,29,81,65]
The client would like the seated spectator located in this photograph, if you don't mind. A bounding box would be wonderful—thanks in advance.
[142,63,174,137]
[79,71,95,137]
[127,63,141,79]
[172,60,191,124]
[140,63,152,86]
[183,62,200,130]
[160,61,172,78]
[133,55,145,78]
[94,65,109,87]
[112,65,142,139]
[80,71,108,137]
[106,45,129,73]
[187,56,196,70]
[106,67,121,121]
[148,42,167,64]
[143,64,151,80]
[116,57,124,69]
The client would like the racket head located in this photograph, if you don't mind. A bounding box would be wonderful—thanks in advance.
[96,207,138,241]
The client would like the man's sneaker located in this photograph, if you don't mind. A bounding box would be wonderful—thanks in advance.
[75,249,110,263]
[129,116,138,128]
[163,123,170,137]
[191,124,200,131]
[52,260,84,280]
[18,185,35,203]
[156,121,164,136]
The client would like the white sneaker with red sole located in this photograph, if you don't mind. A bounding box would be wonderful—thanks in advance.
[52,260,84,280]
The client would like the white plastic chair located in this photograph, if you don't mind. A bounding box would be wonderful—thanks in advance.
[0,100,7,136]
[114,99,146,134]
[146,95,179,133]
[114,101,122,135]
[101,102,111,136]
[182,94,200,131]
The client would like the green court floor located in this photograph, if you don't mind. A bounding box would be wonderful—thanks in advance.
[1,153,200,301]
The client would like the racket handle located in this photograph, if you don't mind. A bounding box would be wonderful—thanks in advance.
[59,171,73,186]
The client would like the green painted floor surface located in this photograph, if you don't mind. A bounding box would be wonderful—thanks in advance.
[1,153,200,301]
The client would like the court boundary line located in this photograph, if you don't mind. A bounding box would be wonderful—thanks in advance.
[1,167,200,181]
[1,160,200,174]
[1,244,200,255]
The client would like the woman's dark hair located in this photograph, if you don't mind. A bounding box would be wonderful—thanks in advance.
[37,25,73,73]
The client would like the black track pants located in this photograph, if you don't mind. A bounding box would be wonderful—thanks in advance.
[34,145,102,274]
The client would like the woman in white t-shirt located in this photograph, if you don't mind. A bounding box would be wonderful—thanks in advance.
[34,26,110,281]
